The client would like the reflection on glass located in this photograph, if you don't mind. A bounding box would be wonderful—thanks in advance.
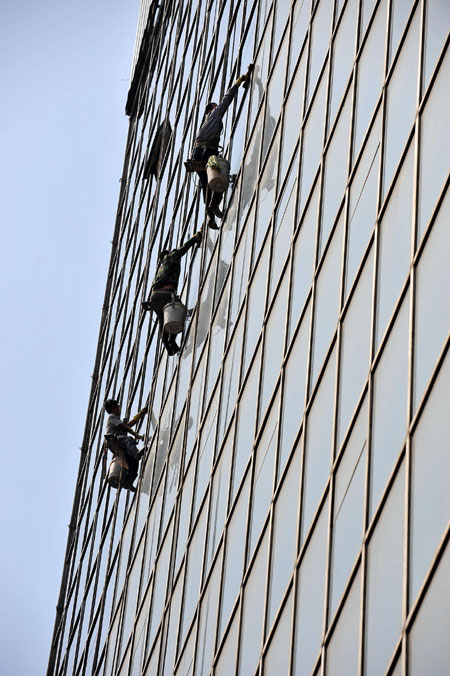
[365,463,405,675]
[410,351,450,605]
[254,128,280,259]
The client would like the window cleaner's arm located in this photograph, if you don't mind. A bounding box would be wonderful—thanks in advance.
[117,421,145,440]
[128,405,148,427]
[215,65,253,118]
[174,231,203,259]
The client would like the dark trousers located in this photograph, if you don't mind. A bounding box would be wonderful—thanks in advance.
[147,289,180,353]
[192,146,223,212]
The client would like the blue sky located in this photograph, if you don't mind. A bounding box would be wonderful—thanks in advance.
[0,1,139,672]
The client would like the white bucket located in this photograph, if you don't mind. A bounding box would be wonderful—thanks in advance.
[206,156,230,193]
[163,300,187,334]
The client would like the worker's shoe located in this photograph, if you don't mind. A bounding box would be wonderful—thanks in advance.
[142,301,151,311]
[208,217,220,230]
[167,340,180,356]
[209,203,224,219]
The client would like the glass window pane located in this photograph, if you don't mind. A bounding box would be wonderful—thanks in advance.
[161,574,182,675]
[280,302,311,469]
[281,51,306,179]
[418,50,450,241]
[329,0,358,129]
[330,398,367,618]
[346,110,381,298]
[338,248,374,447]
[219,471,250,639]
[410,350,450,604]
[303,347,337,542]
[423,0,450,91]
[289,184,319,341]
[298,66,328,216]
[389,0,414,65]
[262,36,288,160]
[195,548,222,676]
[353,0,387,162]
[263,588,293,675]
[268,444,301,629]
[371,294,409,517]
[260,273,288,418]
[307,0,332,107]
[243,237,270,373]
[215,608,239,676]
[229,210,254,329]
[382,8,420,197]
[293,498,329,676]
[249,393,279,558]
[365,462,405,675]
[327,571,361,676]
[238,529,269,675]
[414,189,450,410]
[289,0,310,82]
[254,128,280,258]
[193,391,219,518]
[320,91,351,253]
[269,156,297,300]
[311,215,343,387]
[409,540,450,675]
[180,504,207,644]
[234,348,261,500]
[218,314,243,445]
[376,142,414,348]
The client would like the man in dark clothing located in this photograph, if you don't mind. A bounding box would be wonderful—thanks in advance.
[193,68,252,229]
[104,399,148,491]
[142,231,202,355]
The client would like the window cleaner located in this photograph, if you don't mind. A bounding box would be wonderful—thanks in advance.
[142,231,202,355]
[186,64,254,229]
[104,400,148,491]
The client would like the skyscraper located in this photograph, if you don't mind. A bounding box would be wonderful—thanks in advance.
[48,1,450,674]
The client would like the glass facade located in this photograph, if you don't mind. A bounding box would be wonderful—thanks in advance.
[48,1,450,674]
